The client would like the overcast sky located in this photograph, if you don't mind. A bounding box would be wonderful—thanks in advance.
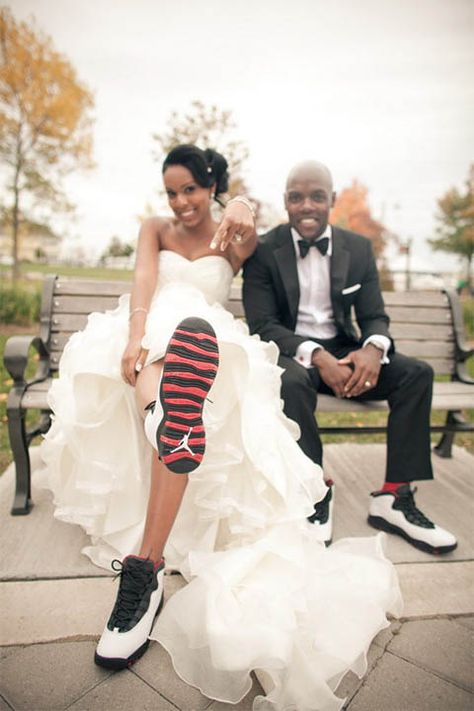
[10,0,474,272]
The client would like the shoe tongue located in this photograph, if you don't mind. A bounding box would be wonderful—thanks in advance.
[123,555,154,572]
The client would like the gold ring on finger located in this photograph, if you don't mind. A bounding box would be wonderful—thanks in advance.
[364,380,371,387]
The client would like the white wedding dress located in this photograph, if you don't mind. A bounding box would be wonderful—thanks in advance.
[39,250,402,711]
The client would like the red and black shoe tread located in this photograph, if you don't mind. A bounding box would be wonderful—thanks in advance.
[157,317,219,474]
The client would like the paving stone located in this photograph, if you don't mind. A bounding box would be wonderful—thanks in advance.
[396,561,474,617]
[346,652,473,710]
[68,671,176,710]
[0,454,111,581]
[132,640,212,709]
[0,647,17,661]
[371,620,402,649]
[0,696,14,711]
[0,641,111,710]
[206,676,262,710]
[336,638,385,704]
[452,615,474,631]
[387,618,473,691]
[0,578,115,645]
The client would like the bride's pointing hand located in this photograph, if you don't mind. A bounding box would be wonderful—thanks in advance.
[210,197,256,252]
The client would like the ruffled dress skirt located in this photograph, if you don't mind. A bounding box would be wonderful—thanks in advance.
[38,253,402,711]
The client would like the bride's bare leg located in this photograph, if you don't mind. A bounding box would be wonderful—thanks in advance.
[95,318,218,669]
[135,361,188,564]
[139,452,188,562]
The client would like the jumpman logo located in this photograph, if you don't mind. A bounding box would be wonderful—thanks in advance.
[169,427,196,456]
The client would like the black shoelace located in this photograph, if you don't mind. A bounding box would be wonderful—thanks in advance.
[109,559,154,630]
[393,487,435,529]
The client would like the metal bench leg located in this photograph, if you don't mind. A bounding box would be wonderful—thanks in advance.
[7,408,33,515]
[433,411,462,459]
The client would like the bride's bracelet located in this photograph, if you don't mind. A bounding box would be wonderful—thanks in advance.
[129,307,148,321]
[227,196,256,219]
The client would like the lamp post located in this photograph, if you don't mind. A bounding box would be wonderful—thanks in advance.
[404,238,412,291]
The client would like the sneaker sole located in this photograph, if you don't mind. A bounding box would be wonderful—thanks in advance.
[367,515,458,555]
[94,595,164,670]
[157,317,219,474]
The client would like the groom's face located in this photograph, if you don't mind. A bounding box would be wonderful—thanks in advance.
[284,167,335,240]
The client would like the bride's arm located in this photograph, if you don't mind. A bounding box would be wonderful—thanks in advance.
[121,218,161,386]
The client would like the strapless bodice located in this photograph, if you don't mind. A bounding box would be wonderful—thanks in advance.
[156,250,234,305]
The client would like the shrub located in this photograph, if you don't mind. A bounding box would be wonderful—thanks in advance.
[0,285,41,325]
[463,299,474,340]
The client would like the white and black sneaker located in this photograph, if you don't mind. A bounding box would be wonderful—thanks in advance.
[368,484,457,555]
[95,555,165,670]
[307,481,334,546]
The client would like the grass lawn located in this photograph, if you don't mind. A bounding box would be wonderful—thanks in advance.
[1,262,133,288]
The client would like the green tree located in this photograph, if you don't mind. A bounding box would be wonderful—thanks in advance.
[0,7,94,281]
[430,164,474,288]
[100,236,135,263]
[152,100,250,197]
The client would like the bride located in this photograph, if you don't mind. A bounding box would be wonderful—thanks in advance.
[39,144,402,710]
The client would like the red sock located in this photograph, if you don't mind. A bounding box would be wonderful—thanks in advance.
[381,481,405,494]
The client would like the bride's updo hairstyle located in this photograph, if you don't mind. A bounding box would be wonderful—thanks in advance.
[162,144,229,206]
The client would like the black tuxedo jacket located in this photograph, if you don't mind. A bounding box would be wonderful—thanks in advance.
[242,224,393,358]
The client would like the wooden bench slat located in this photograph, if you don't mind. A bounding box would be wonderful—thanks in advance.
[387,306,452,323]
[49,333,74,350]
[389,323,452,339]
[225,302,246,318]
[52,295,122,313]
[55,280,132,296]
[383,291,448,307]
[432,381,474,396]
[51,314,90,331]
[426,360,456,375]
[432,394,474,410]
[396,341,455,358]
[21,378,474,413]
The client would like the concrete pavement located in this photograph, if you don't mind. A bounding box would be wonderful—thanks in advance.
[1,443,473,710]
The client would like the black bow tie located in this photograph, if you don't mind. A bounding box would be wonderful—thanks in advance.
[297,236,330,259]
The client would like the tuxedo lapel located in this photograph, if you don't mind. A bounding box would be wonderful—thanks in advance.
[273,226,300,326]
[330,228,350,324]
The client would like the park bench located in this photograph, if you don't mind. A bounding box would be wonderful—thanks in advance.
[4,274,474,515]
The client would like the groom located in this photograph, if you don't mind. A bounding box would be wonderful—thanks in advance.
[242,160,457,555]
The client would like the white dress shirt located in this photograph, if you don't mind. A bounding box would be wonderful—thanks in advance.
[291,227,390,368]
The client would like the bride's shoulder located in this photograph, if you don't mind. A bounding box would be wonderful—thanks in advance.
[139,216,176,240]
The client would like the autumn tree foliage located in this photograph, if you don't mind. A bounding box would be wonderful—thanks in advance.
[152,100,250,198]
[430,164,474,288]
[0,8,94,280]
[331,180,392,288]
[331,180,388,257]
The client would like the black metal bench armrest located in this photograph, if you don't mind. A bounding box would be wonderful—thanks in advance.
[443,289,474,361]
[4,335,50,386]
[442,290,474,384]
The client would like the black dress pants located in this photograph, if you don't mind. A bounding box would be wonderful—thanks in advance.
[278,344,434,483]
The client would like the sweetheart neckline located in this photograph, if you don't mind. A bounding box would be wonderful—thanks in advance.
[159,249,233,269]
